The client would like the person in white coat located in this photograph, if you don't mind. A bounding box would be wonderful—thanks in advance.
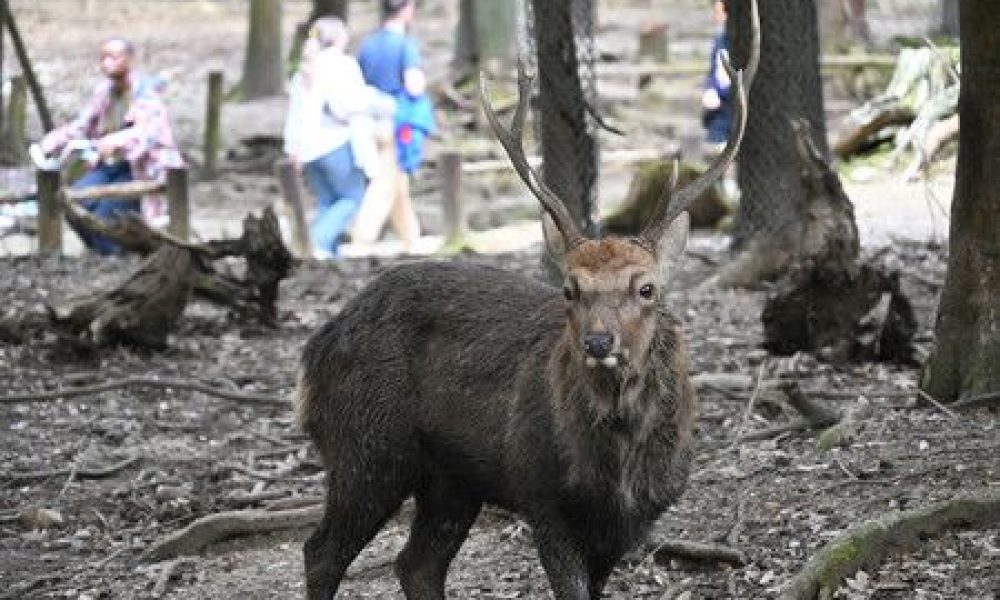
[283,17,392,258]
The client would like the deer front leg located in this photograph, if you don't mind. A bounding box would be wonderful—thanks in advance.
[532,520,591,600]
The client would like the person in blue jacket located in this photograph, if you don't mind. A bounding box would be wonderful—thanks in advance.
[352,0,435,251]
[701,0,732,152]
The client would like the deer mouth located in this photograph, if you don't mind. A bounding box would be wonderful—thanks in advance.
[584,349,629,371]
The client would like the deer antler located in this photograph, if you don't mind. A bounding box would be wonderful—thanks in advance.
[640,0,760,247]
[480,64,585,249]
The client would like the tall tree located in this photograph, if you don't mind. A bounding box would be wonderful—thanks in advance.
[939,0,960,37]
[241,0,283,100]
[532,0,598,236]
[727,0,827,250]
[453,0,516,80]
[921,0,1000,402]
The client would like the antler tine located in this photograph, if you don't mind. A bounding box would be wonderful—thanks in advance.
[479,64,585,248]
[641,0,760,246]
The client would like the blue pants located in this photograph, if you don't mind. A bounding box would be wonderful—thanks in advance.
[69,162,138,255]
[303,144,366,256]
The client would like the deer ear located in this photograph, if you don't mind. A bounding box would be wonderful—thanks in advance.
[656,211,689,262]
[542,213,568,269]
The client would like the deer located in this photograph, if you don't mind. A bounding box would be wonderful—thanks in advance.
[295,5,758,597]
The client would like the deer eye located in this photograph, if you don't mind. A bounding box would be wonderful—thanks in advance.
[638,284,655,300]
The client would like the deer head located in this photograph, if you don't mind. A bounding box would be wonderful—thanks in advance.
[479,1,758,382]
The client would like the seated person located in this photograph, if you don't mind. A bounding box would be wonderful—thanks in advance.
[38,37,183,254]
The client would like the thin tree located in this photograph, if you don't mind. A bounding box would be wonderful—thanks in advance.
[241,0,283,100]
[921,0,1000,402]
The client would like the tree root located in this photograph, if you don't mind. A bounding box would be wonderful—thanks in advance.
[142,504,323,562]
[0,375,287,406]
[778,490,1000,600]
[4,453,141,483]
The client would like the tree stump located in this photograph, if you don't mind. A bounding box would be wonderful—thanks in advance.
[48,245,197,349]
[602,160,732,235]
[42,204,294,349]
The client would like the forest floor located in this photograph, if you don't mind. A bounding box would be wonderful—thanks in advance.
[3,1,996,599]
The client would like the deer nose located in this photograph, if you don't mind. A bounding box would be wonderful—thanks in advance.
[583,332,615,359]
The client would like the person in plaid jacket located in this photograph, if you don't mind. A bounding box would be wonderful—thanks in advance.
[39,37,183,254]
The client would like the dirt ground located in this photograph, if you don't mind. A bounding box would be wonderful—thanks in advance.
[3,1,996,599]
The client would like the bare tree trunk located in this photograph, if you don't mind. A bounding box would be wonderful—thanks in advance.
[921,0,1000,402]
[454,0,516,78]
[241,0,283,100]
[532,0,597,235]
[939,0,959,37]
[728,0,828,250]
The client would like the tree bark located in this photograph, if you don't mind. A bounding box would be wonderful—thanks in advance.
[241,0,284,100]
[939,0,960,37]
[728,0,827,249]
[921,0,1000,402]
[532,0,598,235]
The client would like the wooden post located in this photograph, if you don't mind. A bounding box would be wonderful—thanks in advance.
[166,167,189,240]
[438,152,465,245]
[638,23,669,63]
[202,71,223,179]
[274,159,311,258]
[4,76,28,164]
[36,169,62,254]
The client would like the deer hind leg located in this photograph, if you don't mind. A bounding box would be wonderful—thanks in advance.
[395,473,482,599]
[304,448,415,600]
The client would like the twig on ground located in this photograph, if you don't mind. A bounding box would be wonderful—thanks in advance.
[4,453,142,483]
[151,557,196,598]
[0,375,288,406]
[779,489,1000,600]
[916,388,960,420]
[142,504,324,562]
[650,539,749,567]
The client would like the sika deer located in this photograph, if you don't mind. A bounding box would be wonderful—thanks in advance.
[296,9,757,598]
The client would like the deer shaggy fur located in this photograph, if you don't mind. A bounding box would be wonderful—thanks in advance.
[296,245,697,599]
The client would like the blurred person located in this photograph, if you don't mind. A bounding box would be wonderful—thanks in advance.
[701,0,732,153]
[283,17,391,259]
[37,37,183,255]
[353,0,435,251]
[700,0,738,200]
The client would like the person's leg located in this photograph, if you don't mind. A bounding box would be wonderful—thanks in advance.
[387,165,420,248]
[349,126,396,244]
[319,145,366,256]
[306,146,365,256]
[303,156,340,256]
[69,162,137,254]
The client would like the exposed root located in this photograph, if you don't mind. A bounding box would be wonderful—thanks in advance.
[778,490,1000,600]
[142,504,323,562]
[4,453,141,483]
[0,375,287,406]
